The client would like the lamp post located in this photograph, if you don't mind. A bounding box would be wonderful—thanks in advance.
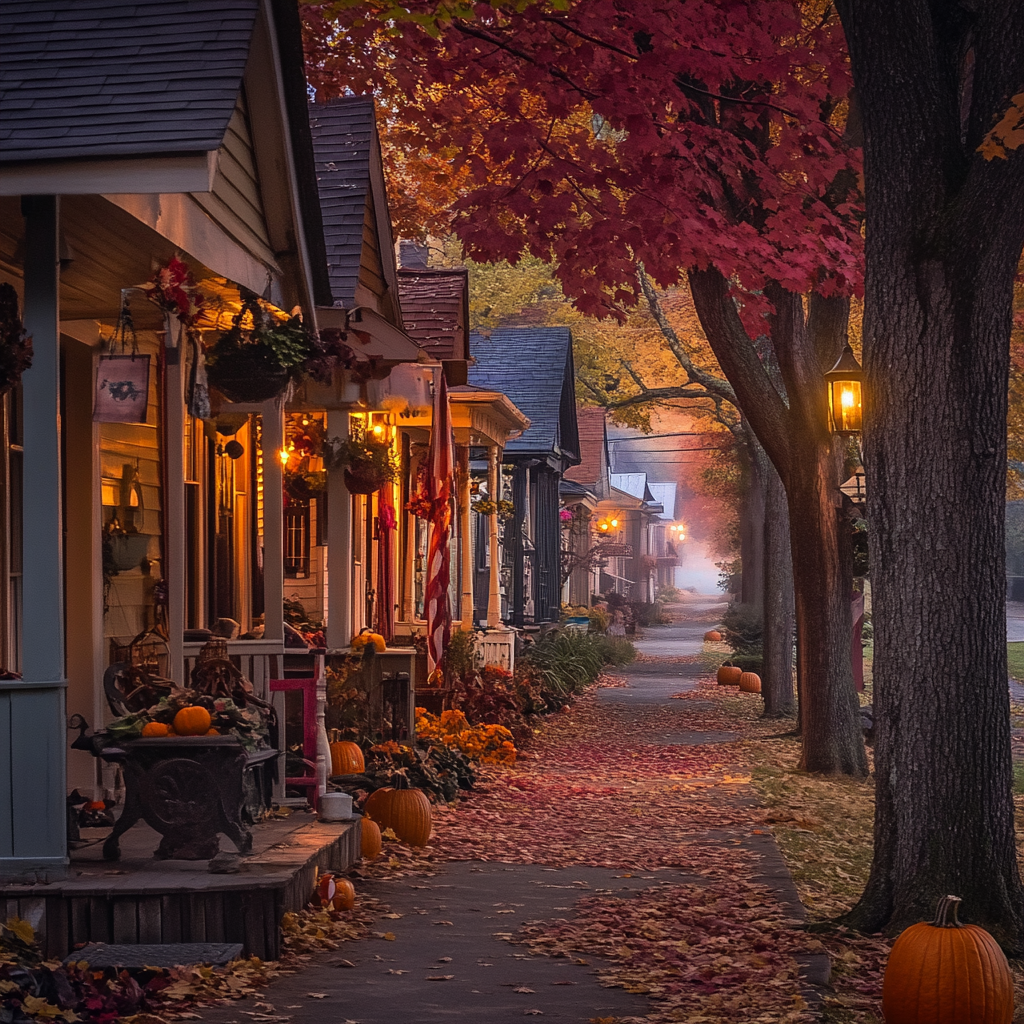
[824,343,864,435]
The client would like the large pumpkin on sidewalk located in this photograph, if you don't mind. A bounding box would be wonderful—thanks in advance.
[363,785,432,847]
[739,671,761,694]
[881,895,1013,1024]
[363,787,393,826]
[330,740,365,775]
[717,663,742,687]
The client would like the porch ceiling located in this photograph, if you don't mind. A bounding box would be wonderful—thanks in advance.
[0,194,257,329]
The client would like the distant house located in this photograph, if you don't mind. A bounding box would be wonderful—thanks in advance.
[469,327,580,625]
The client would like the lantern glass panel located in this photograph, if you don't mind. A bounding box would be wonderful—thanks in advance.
[829,379,862,433]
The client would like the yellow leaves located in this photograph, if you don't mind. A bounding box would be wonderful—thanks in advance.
[979,93,1024,160]
[22,995,76,1020]
[5,916,35,945]
[415,708,517,764]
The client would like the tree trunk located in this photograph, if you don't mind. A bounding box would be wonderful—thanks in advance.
[754,438,795,718]
[836,0,1024,944]
[786,451,865,772]
[739,452,765,609]
[689,267,866,774]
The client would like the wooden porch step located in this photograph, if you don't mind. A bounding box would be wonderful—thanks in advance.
[0,814,360,961]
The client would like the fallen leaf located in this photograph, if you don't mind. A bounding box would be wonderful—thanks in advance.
[426,974,454,981]
[513,985,535,993]
[306,992,329,999]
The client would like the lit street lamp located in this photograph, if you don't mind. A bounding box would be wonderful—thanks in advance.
[825,343,864,434]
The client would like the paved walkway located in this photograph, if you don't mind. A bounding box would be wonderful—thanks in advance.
[194,599,817,1023]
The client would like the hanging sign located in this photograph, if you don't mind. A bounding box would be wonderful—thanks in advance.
[95,295,150,423]
[95,355,150,423]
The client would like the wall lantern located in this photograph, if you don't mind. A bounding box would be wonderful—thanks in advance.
[597,516,620,533]
[825,344,864,434]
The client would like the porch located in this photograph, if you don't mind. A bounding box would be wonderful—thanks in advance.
[0,813,359,961]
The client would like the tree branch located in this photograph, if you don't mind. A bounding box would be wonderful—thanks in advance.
[688,266,794,479]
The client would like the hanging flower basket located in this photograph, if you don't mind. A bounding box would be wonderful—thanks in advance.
[344,463,390,495]
[205,296,315,404]
[324,433,398,495]
[205,343,292,403]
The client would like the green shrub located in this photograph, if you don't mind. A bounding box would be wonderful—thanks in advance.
[721,602,763,656]
[729,654,763,674]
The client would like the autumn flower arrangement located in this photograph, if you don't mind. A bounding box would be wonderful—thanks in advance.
[415,707,517,766]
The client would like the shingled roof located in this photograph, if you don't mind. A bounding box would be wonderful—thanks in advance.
[469,327,580,462]
[398,268,469,361]
[0,0,259,163]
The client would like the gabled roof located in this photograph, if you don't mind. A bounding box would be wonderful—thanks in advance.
[468,327,580,462]
[647,481,677,521]
[565,406,609,490]
[611,473,654,502]
[308,94,400,312]
[398,268,469,361]
[0,0,259,163]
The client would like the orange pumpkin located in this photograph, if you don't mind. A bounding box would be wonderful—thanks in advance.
[205,727,221,736]
[331,878,356,911]
[704,630,723,641]
[882,895,1013,1024]
[350,629,386,653]
[716,663,742,687]
[141,721,171,737]
[363,787,393,828]
[330,740,365,776]
[173,705,212,736]
[360,817,382,861]
[739,671,762,694]
[385,787,432,847]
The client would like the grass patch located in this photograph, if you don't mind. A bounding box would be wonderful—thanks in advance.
[1010,642,1024,681]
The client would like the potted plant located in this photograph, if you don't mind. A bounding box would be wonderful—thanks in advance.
[205,296,316,403]
[324,432,398,495]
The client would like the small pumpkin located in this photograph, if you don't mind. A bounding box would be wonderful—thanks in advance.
[141,721,171,737]
[363,787,393,828]
[739,671,762,694]
[716,663,742,687]
[330,740,365,776]
[350,629,386,653]
[331,878,356,911]
[205,727,221,736]
[704,630,723,641]
[882,895,1013,1024]
[173,705,212,736]
[361,817,382,860]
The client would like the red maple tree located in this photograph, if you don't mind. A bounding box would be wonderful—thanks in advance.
[303,0,868,774]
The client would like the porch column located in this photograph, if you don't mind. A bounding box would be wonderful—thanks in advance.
[486,445,501,628]
[262,401,285,644]
[164,316,186,684]
[0,195,68,882]
[326,411,352,648]
[458,445,474,630]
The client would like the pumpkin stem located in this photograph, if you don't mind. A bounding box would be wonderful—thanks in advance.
[932,895,963,928]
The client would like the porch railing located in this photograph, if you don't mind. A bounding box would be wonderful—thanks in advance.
[182,639,284,702]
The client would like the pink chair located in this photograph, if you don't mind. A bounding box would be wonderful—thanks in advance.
[269,676,319,810]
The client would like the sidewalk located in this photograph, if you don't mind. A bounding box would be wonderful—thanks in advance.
[193,606,821,1023]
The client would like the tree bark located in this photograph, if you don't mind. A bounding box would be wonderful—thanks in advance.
[690,268,867,775]
[836,0,1024,945]
[753,437,795,718]
[739,448,765,609]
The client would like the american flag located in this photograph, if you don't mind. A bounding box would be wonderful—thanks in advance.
[424,369,454,679]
